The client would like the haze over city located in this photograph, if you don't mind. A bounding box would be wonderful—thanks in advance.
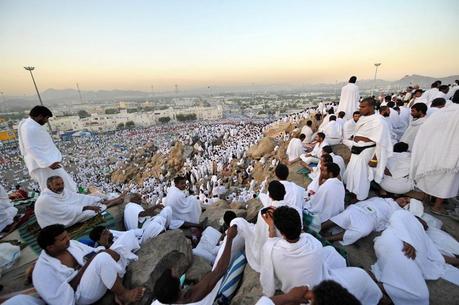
[1,0,458,95]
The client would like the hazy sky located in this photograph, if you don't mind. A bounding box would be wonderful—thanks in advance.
[1,0,458,95]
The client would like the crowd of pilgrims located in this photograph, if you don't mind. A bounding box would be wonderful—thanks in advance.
[1,76,458,305]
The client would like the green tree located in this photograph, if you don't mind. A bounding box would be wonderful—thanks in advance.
[125,121,135,128]
[78,110,91,118]
[176,113,197,122]
[158,116,171,124]
[116,122,125,129]
[105,108,120,114]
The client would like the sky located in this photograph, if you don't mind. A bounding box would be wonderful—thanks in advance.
[0,0,458,95]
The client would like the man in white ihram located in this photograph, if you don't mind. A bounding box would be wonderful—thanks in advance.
[337,76,360,120]
[18,105,77,192]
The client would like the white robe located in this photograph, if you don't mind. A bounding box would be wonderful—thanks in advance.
[300,125,313,144]
[286,138,304,162]
[337,83,360,120]
[400,117,426,151]
[33,240,124,305]
[379,152,413,194]
[2,295,45,305]
[330,197,401,245]
[410,104,459,198]
[17,118,76,192]
[165,186,201,228]
[305,178,344,223]
[0,184,18,231]
[330,153,346,178]
[343,114,392,200]
[261,233,382,305]
[323,121,342,145]
[34,188,104,228]
[279,180,305,222]
[371,210,459,305]
[342,118,357,148]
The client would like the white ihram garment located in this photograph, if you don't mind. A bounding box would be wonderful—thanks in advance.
[323,121,342,145]
[279,180,305,222]
[18,118,76,192]
[33,240,124,305]
[372,210,459,305]
[379,152,413,194]
[0,184,18,231]
[343,114,392,200]
[337,83,360,120]
[286,138,304,162]
[34,188,104,228]
[305,178,344,223]
[400,117,426,151]
[342,119,357,149]
[410,104,459,198]
[165,186,201,228]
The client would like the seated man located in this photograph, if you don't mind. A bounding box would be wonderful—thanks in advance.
[342,111,360,149]
[152,225,238,305]
[231,181,293,272]
[286,134,306,163]
[0,184,18,232]
[32,224,144,305]
[8,184,29,201]
[260,206,382,305]
[34,176,125,228]
[300,120,314,144]
[300,132,328,165]
[378,142,413,195]
[304,163,345,224]
[321,145,346,178]
[322,196,410,245]
[274,164,305,222]
[165,176,202,229]
[371,210,459,305]
[323,115,342,145]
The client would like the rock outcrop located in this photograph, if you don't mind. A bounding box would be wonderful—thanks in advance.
[124,230,193,305]
[247,137,275,159]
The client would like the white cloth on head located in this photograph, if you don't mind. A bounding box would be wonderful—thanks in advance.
[304,178,344,223]
[33,240,124,305]
[410,104,459,198]
[286,138,304,162]
[0,184,18,231]
[337,83,360,120]
[165,186,201,227]
[18,118,77,192]
[34,188,105,228]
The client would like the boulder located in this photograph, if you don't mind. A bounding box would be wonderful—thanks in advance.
[124,230,193,305]
[185,255,212,283]
[247,137,275,159]
[230,264,262,305]
[245,198,263,222]
[200,208,247,230]
[332,144,351,164]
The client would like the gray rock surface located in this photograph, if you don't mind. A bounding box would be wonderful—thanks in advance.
[124,230,193,305]
[200,207,247,230]
[231,264,263,305]
[185,255,212,283]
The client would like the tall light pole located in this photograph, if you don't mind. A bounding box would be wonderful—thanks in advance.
[0,91,5,113]
[372,63,381,97]
[24,66,52,131]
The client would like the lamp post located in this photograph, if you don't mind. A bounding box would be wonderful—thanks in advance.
[372,63,381,97]
[24,66,52,131]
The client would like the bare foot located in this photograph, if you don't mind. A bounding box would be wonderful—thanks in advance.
[117,287,145,305]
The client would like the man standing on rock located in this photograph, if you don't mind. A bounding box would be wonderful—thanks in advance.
[18,105,77,192]
[337,76,360,120]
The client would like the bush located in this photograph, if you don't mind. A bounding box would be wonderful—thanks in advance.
[105,108,120,114]
[125,121,135,128]
[78,110,91,118]
[116,123,125,129]
[158,116,171,124]
[176,113,197,122]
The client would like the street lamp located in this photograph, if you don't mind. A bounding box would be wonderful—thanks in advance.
[24,66,52,130]
[372,63,381,97]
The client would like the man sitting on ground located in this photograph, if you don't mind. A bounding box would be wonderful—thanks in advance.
[34,176,125,228]
[300,132,328,165]
[32,224,144,305]
[323,115,342,145]
[378,142,413,195]
[274,163,305,222]
[286,134,306,164]
[260,206,382,304]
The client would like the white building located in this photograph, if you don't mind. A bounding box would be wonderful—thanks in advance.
[50,105,223,132]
